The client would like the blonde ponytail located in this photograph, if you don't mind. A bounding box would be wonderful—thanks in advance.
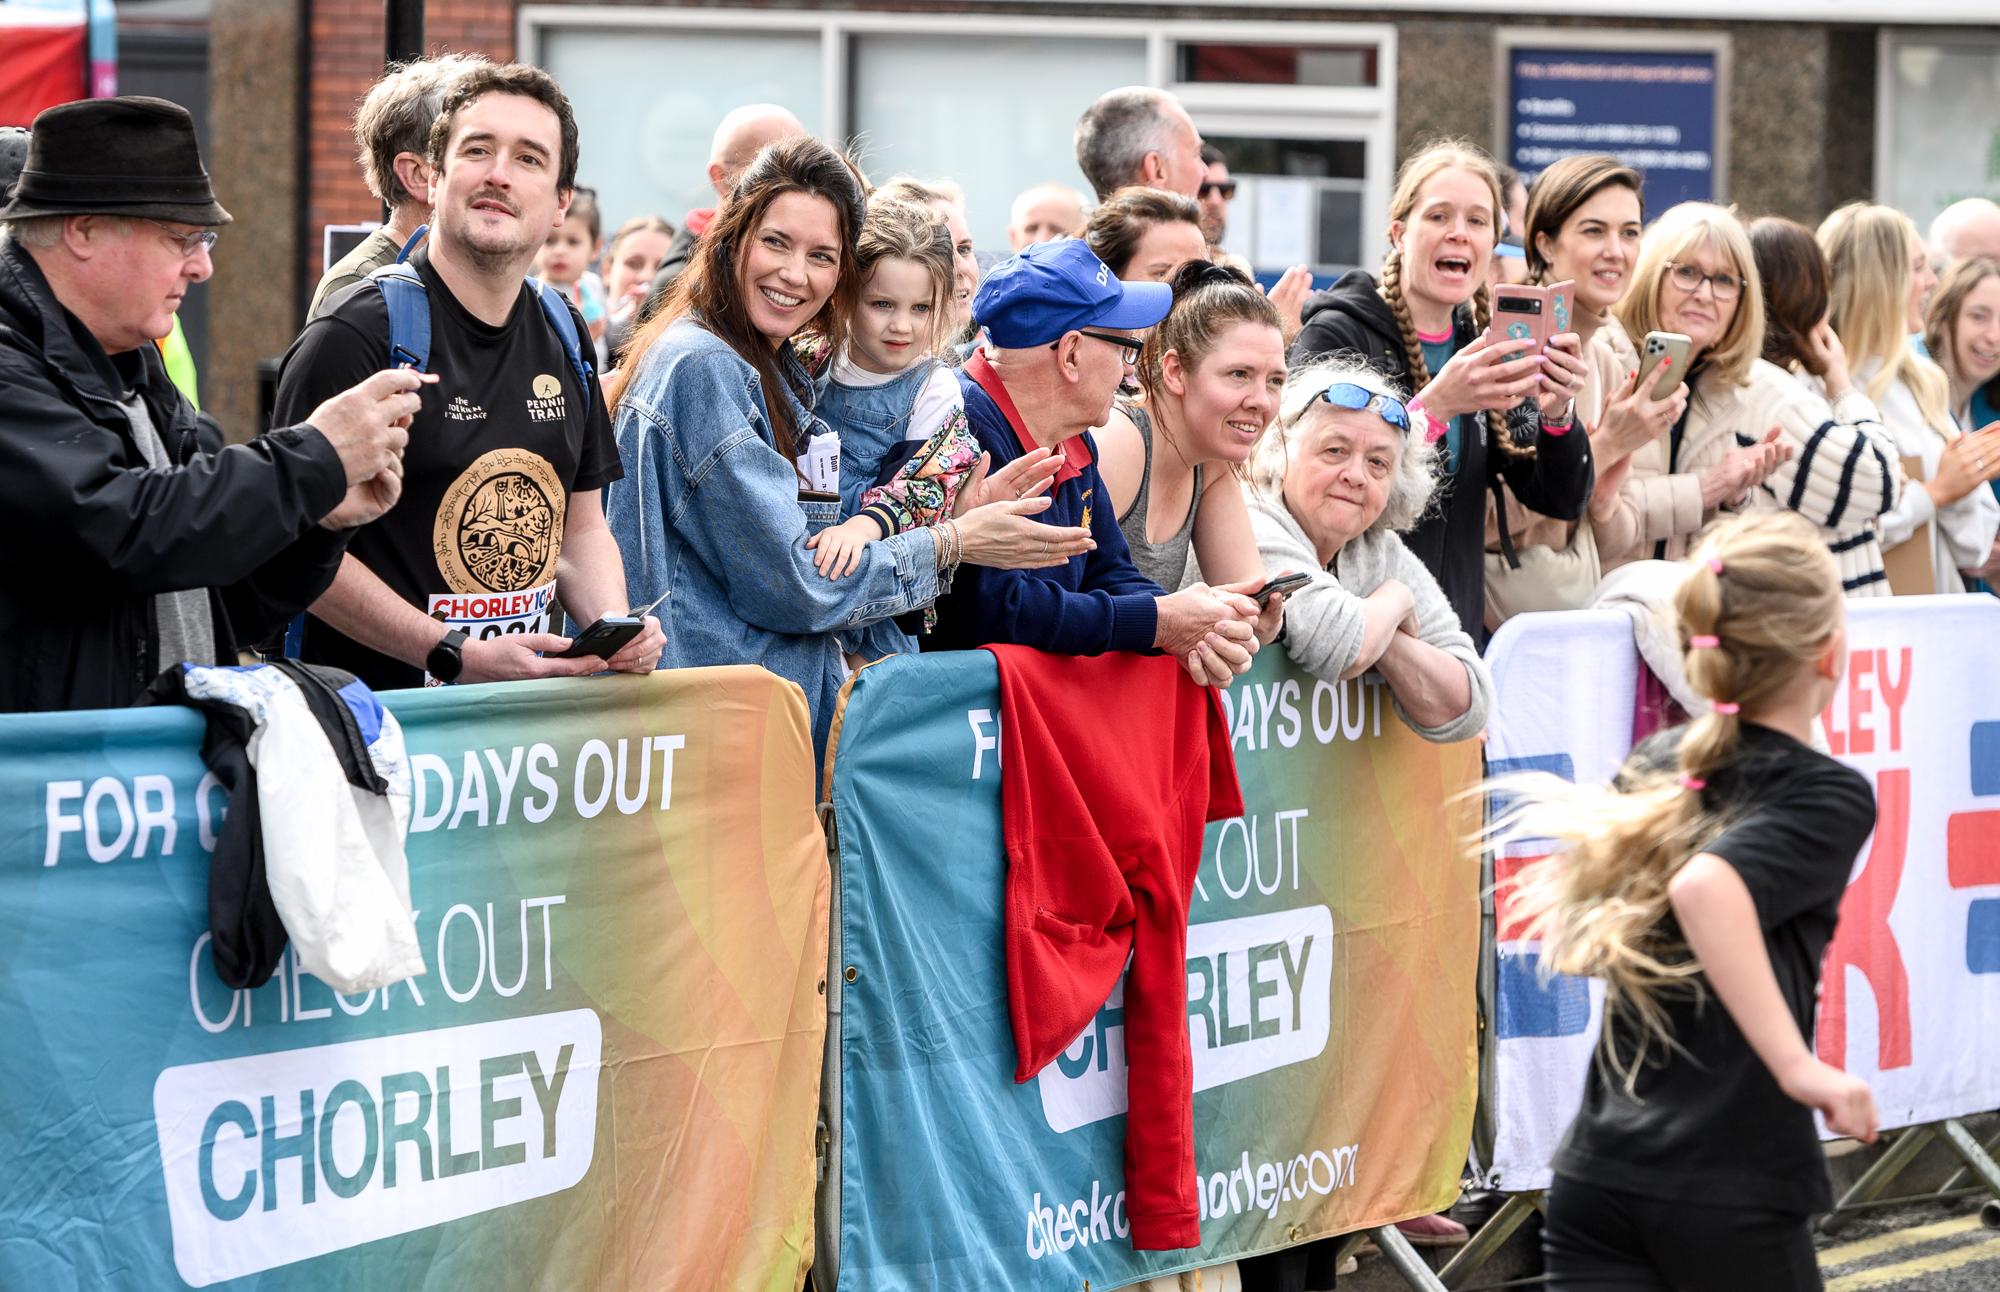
[1486,510,1843,1087]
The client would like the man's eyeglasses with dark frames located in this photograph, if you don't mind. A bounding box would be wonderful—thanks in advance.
[1053,331,1145,365]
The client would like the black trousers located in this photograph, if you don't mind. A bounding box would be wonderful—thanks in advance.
[1544,1174,1821,1292]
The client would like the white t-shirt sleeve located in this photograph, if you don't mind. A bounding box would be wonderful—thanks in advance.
[905,366,966,442]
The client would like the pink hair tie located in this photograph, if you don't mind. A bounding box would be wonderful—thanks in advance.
[1706,556,1725,575]
[1712,702,1741,715]
[1688,634,1721,649]
[1679,774,1708,792]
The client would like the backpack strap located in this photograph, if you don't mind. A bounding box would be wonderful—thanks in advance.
[367,260,431,373]
[528,276,596,418]
[393,223,428,264]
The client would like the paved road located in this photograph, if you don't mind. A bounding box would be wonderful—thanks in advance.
[1337,1196,2000,1290]
[1815,1200,2000,1292]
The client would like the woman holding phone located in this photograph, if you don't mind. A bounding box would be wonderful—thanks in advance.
[1484,154,1690,622]
[1291,140,1594,645]
[1602,203,1900,593]
[1818,203,2000,594]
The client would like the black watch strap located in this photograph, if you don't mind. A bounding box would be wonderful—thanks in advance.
[426,627,470,683]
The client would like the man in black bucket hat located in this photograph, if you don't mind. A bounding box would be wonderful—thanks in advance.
[0,96,433,713]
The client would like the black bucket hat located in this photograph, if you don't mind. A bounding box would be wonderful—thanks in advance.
[0,96,231,226]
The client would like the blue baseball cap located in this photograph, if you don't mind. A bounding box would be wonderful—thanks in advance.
[973,239,1172,348]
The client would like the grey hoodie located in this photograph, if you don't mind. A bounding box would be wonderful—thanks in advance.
[1246,483,1493,744]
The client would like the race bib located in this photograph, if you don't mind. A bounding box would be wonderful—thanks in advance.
[424,583,556,686]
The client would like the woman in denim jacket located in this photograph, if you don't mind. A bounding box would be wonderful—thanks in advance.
[604,137,1089,756]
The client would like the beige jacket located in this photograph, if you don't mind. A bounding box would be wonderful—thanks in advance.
[1482,313,1637,622]
[1606,357,1903,593]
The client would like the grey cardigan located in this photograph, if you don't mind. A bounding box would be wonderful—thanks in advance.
[1246,484,1493,744]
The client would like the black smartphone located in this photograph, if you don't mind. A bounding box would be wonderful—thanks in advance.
[556,616,644,660]
[1252,572,1312,605]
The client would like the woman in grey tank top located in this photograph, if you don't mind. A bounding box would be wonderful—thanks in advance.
[1096,260,1289,595]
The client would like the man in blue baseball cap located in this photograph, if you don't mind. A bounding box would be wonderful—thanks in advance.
[926,239,1260,683]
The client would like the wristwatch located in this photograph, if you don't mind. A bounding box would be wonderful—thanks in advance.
[426,627,470,683]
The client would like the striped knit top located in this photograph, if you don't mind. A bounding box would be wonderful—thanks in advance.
[1622,358,1903,596]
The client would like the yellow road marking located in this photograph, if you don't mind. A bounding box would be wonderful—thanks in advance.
[1822,1233,2000,1291]
[1818,1214,1984,1269]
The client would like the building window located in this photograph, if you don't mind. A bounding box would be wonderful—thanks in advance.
[539,25,824,233]
[1175,42,1377,89]
[849,33,1146,251]
[1877,31,2000,233]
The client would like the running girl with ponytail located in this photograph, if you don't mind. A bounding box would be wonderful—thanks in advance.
[1291,140,1594,643]
[1493,509,1879,1291]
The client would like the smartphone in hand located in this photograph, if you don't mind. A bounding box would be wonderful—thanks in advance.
[1488,284,1552,363]
[1640,331,1694,400]
[1252,572,1312,606]
[555,616,644,660]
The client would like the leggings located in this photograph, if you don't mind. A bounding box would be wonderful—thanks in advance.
[1544,1174,1821,1292]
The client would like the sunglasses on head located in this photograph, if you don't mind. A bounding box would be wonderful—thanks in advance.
[1199,180,1238,200]
[1318,382,1411,432]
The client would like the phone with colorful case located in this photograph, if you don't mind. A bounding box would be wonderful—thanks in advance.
[1546,280,1576,336]
[1488,284,1551,363]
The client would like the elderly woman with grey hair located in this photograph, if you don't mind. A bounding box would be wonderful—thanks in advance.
[1248,357,1493,742]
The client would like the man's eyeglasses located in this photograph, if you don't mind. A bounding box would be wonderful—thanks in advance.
[1319,382,1412,432]
[1054,330,1145,366]
[1664,260,1743,302]
[1199,180,1238,201]
[144,219,219,259]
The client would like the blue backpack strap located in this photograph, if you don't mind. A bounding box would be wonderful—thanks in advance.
[528,277,595,418]
[367,260,431,373]
[394,222,427,263]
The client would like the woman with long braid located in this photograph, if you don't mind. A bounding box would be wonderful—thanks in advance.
[1291,141,1594,644]
[1493,510,1878,1291]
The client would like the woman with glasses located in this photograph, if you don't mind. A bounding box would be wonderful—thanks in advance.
[1097,260,1288,606]
[1818,203,2000,594]
[1598,203,1817,570]
[1244,356,1492,741]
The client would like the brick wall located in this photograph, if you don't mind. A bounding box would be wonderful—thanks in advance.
[303,0,513,294]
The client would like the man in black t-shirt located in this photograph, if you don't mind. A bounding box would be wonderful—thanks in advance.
[275,63,662,691]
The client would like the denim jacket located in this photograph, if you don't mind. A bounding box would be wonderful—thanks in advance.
[605,320,943,756]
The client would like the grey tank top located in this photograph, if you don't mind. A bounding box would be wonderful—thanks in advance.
[1116,405,1203,593]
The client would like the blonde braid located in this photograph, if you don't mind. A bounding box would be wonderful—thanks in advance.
[1379,247,1433,393]
[1472,280,1533,461]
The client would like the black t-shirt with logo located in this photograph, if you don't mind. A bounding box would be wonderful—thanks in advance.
[272,249,620,690]
[1552,722,1877,1216]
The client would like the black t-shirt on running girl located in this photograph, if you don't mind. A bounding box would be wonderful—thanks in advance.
[272,249,621,690]
[1552,722,1877,1216]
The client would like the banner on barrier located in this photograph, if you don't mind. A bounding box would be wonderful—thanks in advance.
[1482,597,2000,1193]
[2,668,828,1292]
[823,650,1482,1291]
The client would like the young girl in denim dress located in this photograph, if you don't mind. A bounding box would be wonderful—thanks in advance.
[805,197,982,643]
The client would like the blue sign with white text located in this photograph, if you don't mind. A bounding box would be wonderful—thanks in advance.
[1508,46,1720,210]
